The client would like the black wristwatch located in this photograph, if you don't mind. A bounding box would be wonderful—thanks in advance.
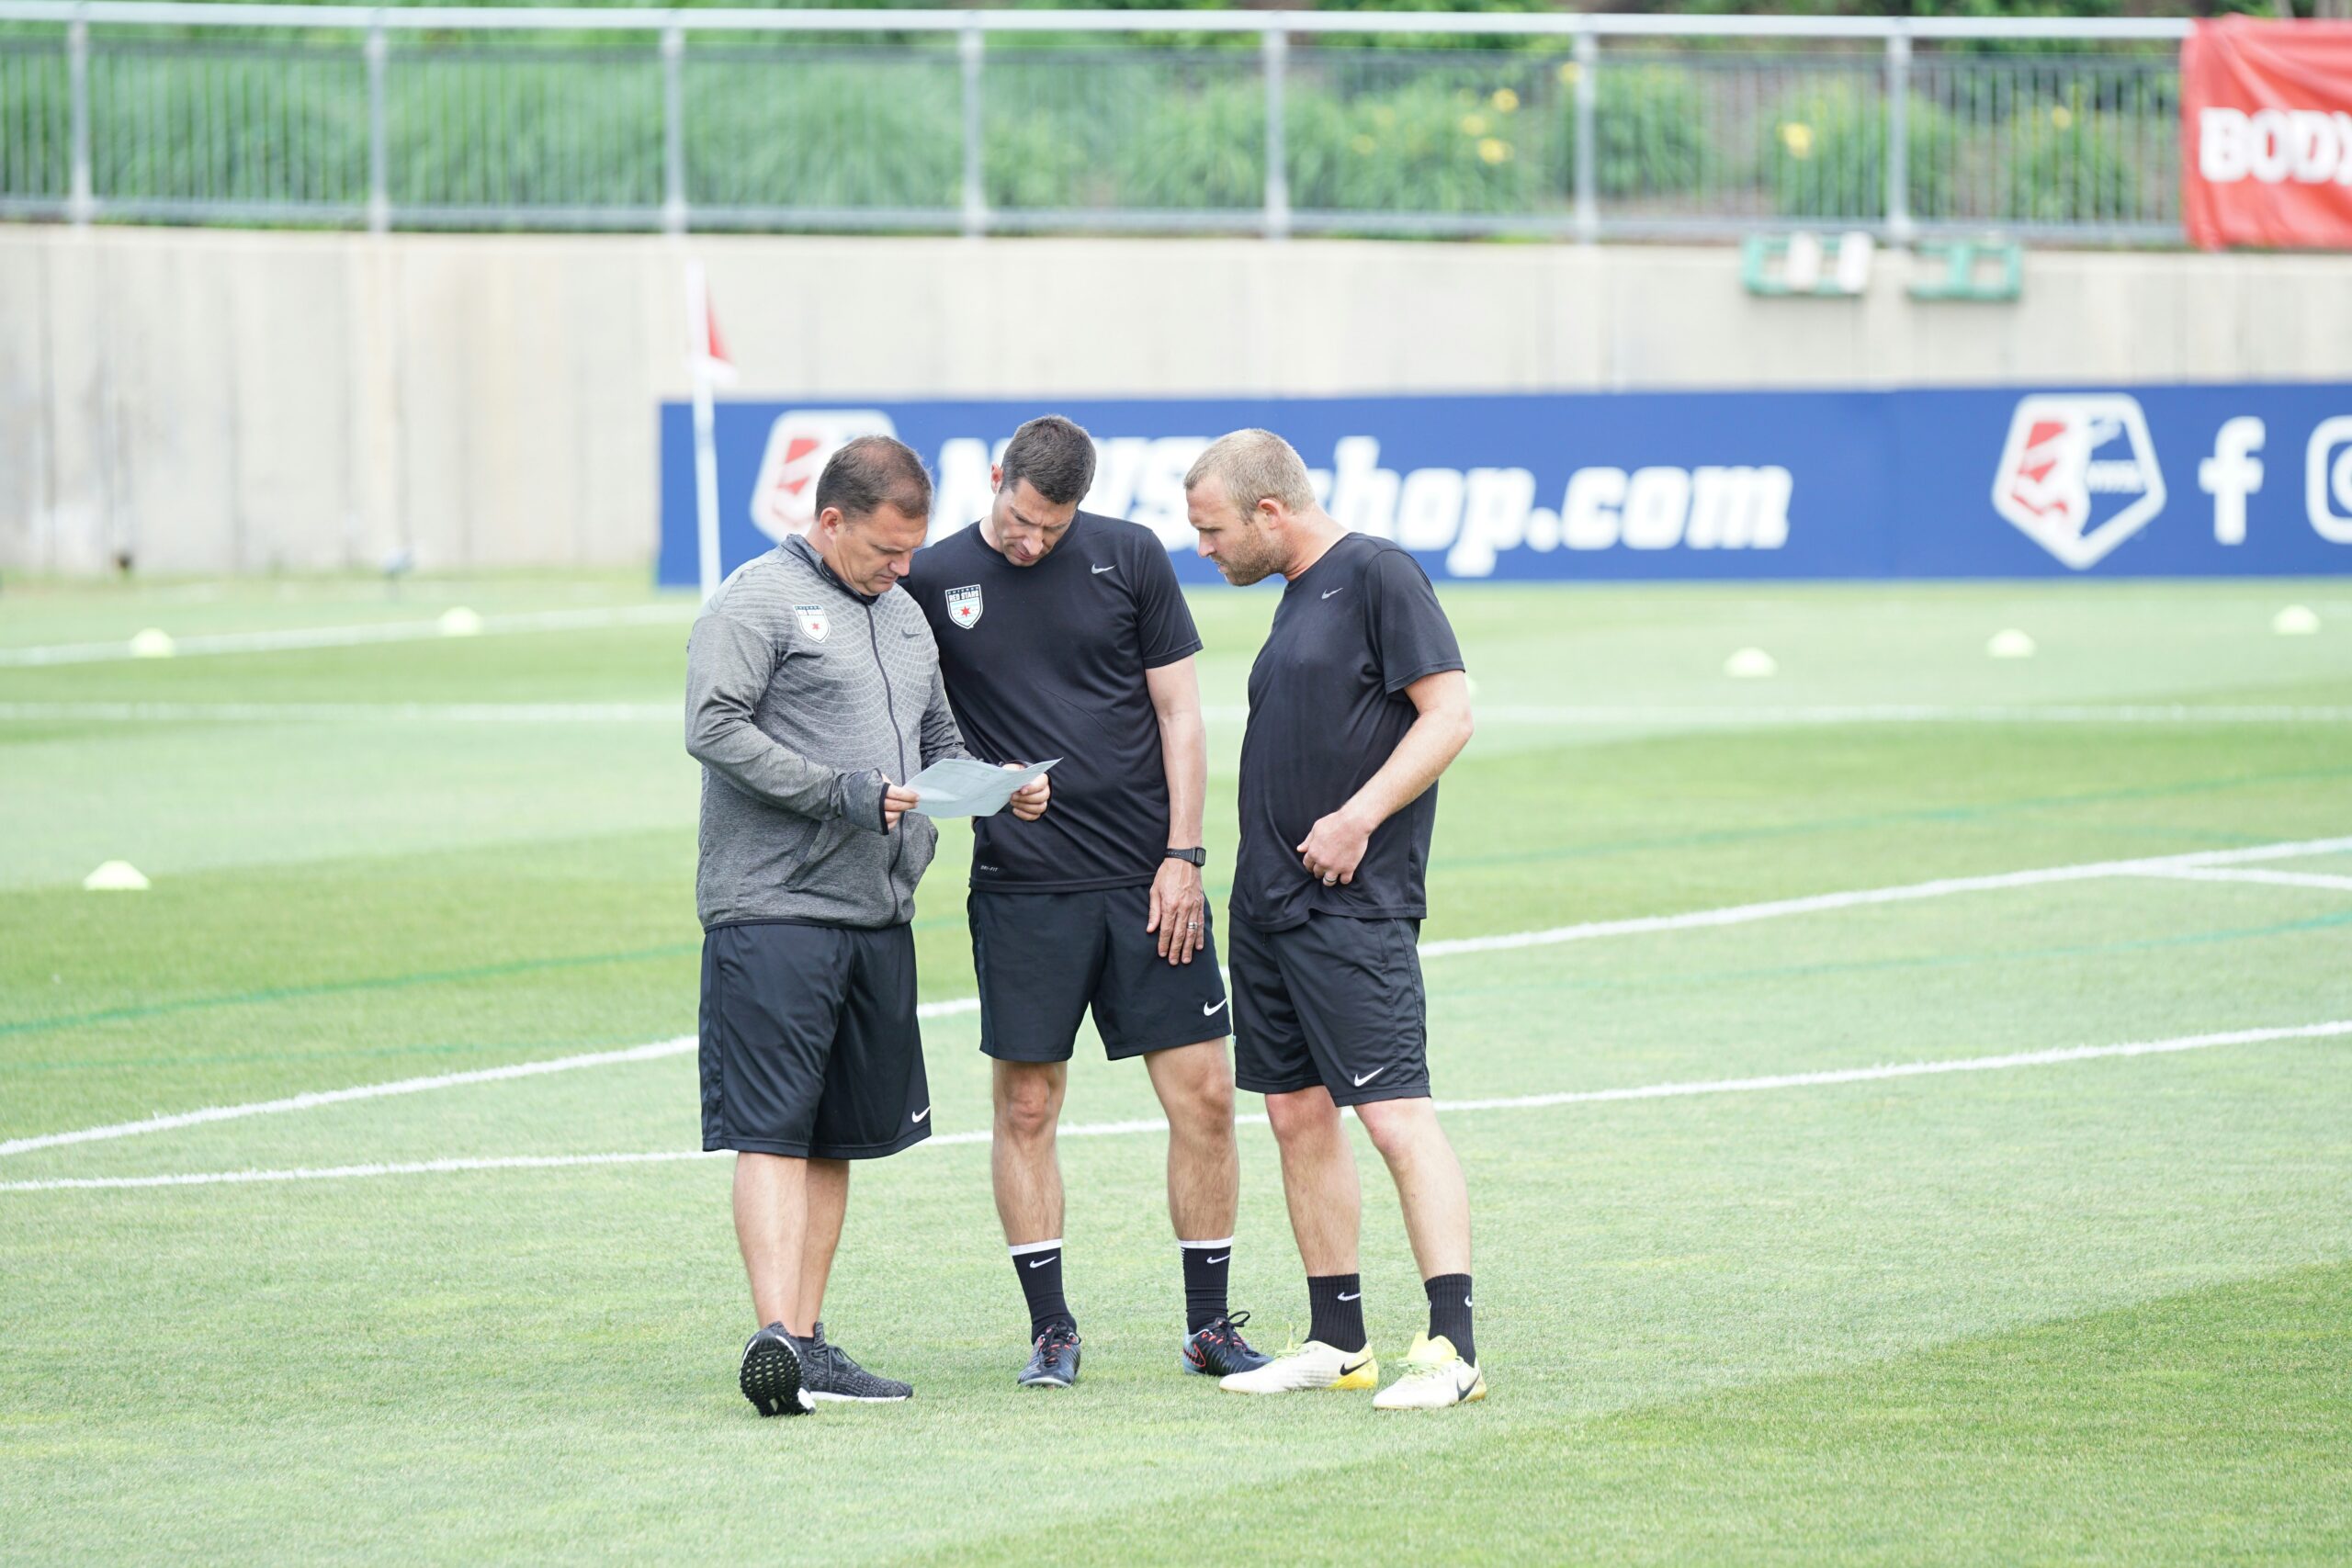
[1165,847,1206,867]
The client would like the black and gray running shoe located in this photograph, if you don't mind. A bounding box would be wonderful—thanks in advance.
[801,1322,912,1404]
[1017,1323,1082,1389]
[1182,1311,1273,1378]
[740,1323,809,1417]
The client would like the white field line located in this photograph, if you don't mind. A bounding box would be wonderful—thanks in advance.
[0,997,978,1160]
[1204,704,2352,728]
[2123,865,2352,894]
[7,1017,2346,1194]
[1416,833,2352,959]
[6,833,2346,1164]
[0,701,676,724]
[0,604,695,668]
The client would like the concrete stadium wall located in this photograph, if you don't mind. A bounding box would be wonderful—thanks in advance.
[5,225,2351,576]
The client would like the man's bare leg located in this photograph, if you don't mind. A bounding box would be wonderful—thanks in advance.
[1215,1085,1372,1390]
[1144,1040,1238,1241]
[733,1152,808,1330]
[1353,1098,1470,1279]
[991,1060,1067,1244]
[1265,1087,1361,1275]
[791,1156,850,1336]
[1356,1094,1480,1395]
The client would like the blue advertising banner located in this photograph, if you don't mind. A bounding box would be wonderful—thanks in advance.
[656,384,2352,586]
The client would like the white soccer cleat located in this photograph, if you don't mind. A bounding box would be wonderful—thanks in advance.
[1217,1339,1378,1394]
[1372,1333,1486,1410]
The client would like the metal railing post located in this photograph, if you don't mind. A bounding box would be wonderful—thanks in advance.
[1885,29,1913,243]
[959,18,984,237]
[1572,28,1597,244]
[67,6,91,225]
[1261,27,1288,240]
[366,15,388,232]
[662,22,685,234]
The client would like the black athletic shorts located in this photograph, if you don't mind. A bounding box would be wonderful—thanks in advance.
[699,920,932,1160]
[969,886,1232,1064]
[1227,911,1430,1108]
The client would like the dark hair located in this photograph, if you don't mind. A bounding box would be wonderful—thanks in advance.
[815,434,933,524]
[999,415,1098,508]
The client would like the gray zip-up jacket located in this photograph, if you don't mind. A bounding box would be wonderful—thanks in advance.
[685,535,969,931]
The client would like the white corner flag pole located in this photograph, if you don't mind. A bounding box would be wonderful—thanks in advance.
[684,259,736,604]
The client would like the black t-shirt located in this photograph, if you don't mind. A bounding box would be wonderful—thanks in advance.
[1233,532,1464,932]
[902,511,1204,892]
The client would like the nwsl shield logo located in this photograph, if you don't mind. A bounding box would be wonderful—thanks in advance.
[749,410,899,543]
[1991,394,2166,570]
[793,604,830,643]
[945,585,984,629]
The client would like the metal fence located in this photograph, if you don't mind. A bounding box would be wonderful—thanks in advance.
[0,6,2192,243]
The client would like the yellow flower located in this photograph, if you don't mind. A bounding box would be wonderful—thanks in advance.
[1478,137,1512,165]
[1490,87,1521,115]
[1352,133,1377,155]
[1780,121,1815,159]
[1460,112,1489,137]
[1555,61,1580,87]
[2051,105,2075,130]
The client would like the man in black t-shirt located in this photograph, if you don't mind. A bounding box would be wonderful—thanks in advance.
[1183,428,1486,1411]
[902,415,1271,1391]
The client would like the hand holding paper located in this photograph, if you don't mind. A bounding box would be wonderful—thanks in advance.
[902,757,1060,818]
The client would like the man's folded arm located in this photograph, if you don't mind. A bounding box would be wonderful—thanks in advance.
[684,613,888,832]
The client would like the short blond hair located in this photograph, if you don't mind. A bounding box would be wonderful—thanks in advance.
[1184,429,1317,516]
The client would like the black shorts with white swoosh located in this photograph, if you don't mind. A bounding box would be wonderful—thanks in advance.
[700,920,932,1160]
[970,886,1230,1063]
[1227,912,1430,1107]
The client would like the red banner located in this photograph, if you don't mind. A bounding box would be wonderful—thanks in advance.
[2182,17,2352,250]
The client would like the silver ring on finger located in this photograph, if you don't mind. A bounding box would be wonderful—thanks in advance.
[1322,874,1338,886]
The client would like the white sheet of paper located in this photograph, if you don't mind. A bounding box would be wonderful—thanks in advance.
[903,757,1060,818]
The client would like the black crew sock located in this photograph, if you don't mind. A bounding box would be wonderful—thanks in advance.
[1306,1273,1366,1352]
[1180,1239,1233,1334]
[1012,1240,1073,1338]
[1424,1273,1475,1365]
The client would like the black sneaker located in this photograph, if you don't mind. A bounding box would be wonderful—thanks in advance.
[801,1322,912,1404]
[1182,1311,1274,1378]
[740,1323,809,1417]
[1017,1322,1082,1389]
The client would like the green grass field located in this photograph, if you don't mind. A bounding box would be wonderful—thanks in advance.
[4,572,2350,1564]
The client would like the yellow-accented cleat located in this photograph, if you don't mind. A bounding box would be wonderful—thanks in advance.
[1372,1333,1486,1410]
[1217,1339,1379,1394]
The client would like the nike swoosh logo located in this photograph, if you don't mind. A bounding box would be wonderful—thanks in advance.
[1339,1354,1373,1376]
[1464,1296,1474,1308]
[1322,588,1343,599]
[911,1107,931,1123]
[1352,1066,1387,1087]
[1337,1291,1361,1302]
[1204,1254,1229,1265]
[1027,1256,1057,1269]
[1092,564,1116,575]
[1203,998,1228,1017]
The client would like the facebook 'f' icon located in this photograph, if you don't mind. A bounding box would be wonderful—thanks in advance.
[2199,416,2267,547]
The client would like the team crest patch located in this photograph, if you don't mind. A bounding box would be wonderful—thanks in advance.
[794,604,830,642]
[946,585,984,630]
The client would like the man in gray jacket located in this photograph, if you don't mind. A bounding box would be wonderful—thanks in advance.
[686,434,1047,1417]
